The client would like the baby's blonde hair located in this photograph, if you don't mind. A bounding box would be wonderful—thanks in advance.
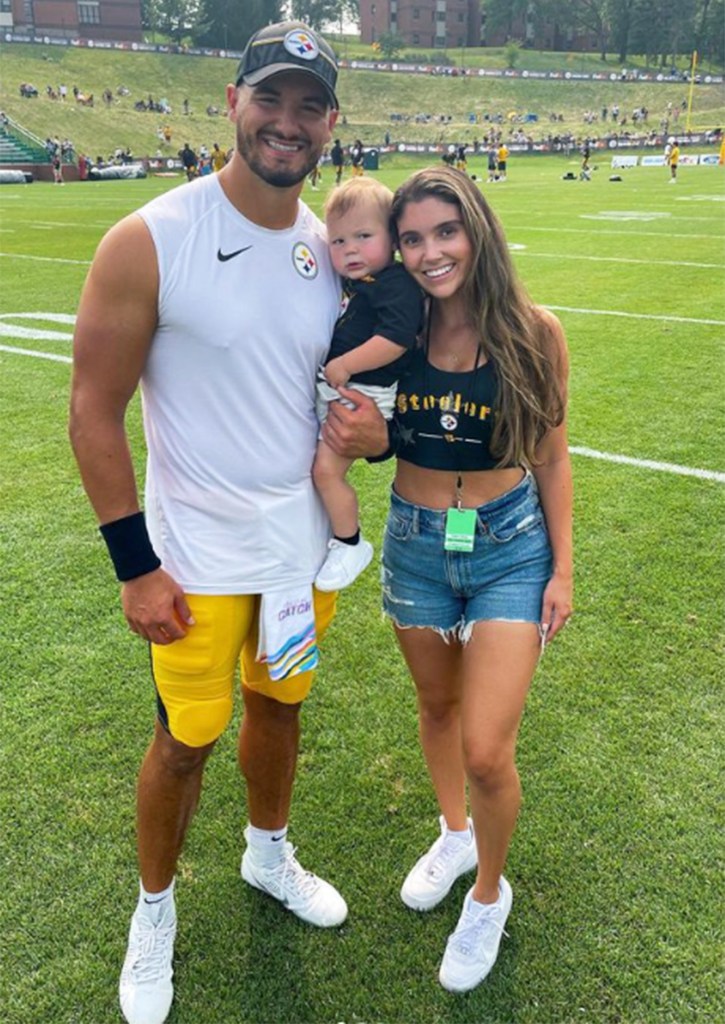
[324,177,394,225]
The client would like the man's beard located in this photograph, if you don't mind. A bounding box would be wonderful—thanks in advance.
[237,127,318,188]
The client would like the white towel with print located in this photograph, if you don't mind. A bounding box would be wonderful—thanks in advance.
[256,585,318,681]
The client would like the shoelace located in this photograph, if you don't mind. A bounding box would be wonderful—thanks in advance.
[129,919,175,983]
[272,846,320,901]
[450,909,509,957]
[425,837,471,881]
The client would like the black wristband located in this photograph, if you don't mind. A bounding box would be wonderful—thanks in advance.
[99,512,161,582]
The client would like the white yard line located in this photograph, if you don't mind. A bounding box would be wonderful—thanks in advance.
[569,446,725,483]
[508,225,721,241]
[547,305,725,326]
[515,251,724,270]
[0,252,91,266]
[0,344,72,363]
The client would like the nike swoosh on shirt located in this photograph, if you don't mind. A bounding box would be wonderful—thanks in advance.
[217,245,253,262]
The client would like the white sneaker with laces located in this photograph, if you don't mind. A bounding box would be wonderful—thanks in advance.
[119,904,176,1024]
[314,537,374,591]
[241,835,348,927]
[439,878,513,993]
[401,816,477,911]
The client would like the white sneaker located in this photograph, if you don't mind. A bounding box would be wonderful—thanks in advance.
[119,904,176,1024]
[439,878,513,993]
[401,816,477,911]
[314,537,373,591]
[241,835,348,927]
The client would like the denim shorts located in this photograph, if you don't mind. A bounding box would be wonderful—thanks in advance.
[381,471,552,642]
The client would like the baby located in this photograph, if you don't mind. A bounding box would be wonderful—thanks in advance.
[314,178,423,590]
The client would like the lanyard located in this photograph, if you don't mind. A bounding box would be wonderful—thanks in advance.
[423,311,483,509]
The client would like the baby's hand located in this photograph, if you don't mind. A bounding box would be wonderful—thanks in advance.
[324,357,350,389]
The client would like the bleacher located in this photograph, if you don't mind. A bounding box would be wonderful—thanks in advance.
[0,120,49,165]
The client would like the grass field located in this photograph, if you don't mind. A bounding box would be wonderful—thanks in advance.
[1,155,724,1024]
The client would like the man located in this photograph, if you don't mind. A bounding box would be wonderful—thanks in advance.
[667,136,679,183]
[70,21,347,1024]
[330,137,344,184]
[178,141,198,181]
[349,138,364,176]
[497,141,509,181]
[579,138,591,181]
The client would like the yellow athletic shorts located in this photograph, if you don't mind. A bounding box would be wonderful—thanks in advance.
[151,589,337,748]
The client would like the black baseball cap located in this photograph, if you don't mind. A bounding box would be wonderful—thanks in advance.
[236,22,339,110]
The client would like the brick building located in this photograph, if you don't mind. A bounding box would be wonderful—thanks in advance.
[360,0,482,50]
[358,1,598,52]
[0,0,142,42]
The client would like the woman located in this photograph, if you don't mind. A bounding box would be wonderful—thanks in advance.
[383,167,573,992]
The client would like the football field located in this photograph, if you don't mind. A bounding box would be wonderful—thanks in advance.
[1,156,723,1024]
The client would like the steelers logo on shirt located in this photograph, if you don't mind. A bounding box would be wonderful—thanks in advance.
[292,242,319,279]
[440,413,458,431]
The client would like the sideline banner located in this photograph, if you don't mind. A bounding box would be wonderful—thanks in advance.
[3,32,723,85]
[640,155,667,166]
[611,155,638,168]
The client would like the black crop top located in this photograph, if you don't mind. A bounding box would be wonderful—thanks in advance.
[394,347,510,471]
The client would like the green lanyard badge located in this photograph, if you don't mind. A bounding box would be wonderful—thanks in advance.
[444,506,477,552]
[444,474,477,552]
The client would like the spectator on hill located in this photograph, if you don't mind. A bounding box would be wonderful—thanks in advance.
[59,83,67,101]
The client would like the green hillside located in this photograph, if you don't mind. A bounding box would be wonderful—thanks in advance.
[1,41,723,161]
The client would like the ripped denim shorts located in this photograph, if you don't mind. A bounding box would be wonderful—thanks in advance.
[381,470,552,643]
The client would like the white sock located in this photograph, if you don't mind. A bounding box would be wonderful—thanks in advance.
[446,822,473,843]
[247,823,288,865]
[138,878,175,923]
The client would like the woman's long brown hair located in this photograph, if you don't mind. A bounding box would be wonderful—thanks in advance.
[391,166,565,467]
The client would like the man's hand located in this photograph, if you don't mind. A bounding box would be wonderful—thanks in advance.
[322,386,390,460]
[121,567,195,645]
[324,356,350,390]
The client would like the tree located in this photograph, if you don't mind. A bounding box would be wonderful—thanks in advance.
[142,0,202,43]
[377,31,405,59]
[290,1,342,30]
[196,0,283,50]
[608,0,637,62]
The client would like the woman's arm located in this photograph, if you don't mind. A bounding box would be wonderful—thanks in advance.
[531,309,573,644]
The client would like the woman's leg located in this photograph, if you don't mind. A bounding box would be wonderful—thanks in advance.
[460,620,541,903]
[394,625,467,829]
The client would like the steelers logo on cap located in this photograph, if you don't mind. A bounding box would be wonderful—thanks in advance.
[284,29,320,61]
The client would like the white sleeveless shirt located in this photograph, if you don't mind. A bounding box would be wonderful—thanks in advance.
[136,174,339,593]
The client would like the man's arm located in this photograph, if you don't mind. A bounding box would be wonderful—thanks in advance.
[69,214,193,644]
[322,386,391,460]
